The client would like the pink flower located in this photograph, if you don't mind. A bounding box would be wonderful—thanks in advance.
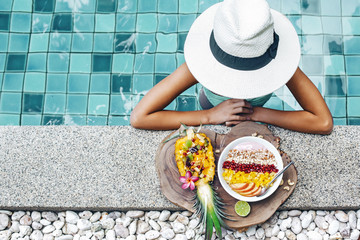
[179,171,199,190]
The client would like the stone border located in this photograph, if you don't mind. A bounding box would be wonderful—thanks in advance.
[0,126,359,211]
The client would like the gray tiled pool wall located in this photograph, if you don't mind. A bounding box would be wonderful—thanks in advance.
[0,0,360,125]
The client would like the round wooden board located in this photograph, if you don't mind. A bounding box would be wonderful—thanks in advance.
[155,122,297,230]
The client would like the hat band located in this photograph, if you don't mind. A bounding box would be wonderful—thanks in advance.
[209,31,279,71]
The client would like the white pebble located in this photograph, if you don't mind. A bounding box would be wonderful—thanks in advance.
[325,214,336,224]
[348,211,357,229]
[0,214,10,230]
[58,235,74,240]
[316,211,326,216]
[146,212,160,220]
[31,212,41,223]
[93,230,104,239]
[314,216,328,230]
[77,219,91,231]
[285,230,296,240]
[297,233,308,240]
[169,212,179,222]
[73,234,80,240]
[43,234,54,240]
[234,231,246,238]
[245,225,256,237]
[53,221,64,230]
[128,220,137,235]
[136,234,146,240]
[66,211,79,225]
[185,229,195,239]
[328,220,340,235]
[108,212,120,220]
[52,230,62,237]
[291,217,302,234]
[175,215,189,226]
[300,211,308,221]
[12,212,26,221]
[125,235,136,240]
[265,227,272,237]
[101,218,115,230]
[288,210,302,217]
[340,225,350,238]
[160,228,175,239]
[148,220,160,231]
[306,231,322,240]
[357,219,360,230]
[19,225,32,236]
[329,232,342,240]
[188,219,199,230]
[105,230,115,240]
[137,221,151,234]
[255,228,265,239]
[20,215,33,226]
[10,221,20,233]
[280,217,292,231]
[334,211,348,223]
[89,212,101,223]
[42,225,55,234]
[302,213,313,229]
[224,234,235,240]
[0,211,12,215]
[31,222,42,231]
[267,214,278,225]
[173,234,187,240]
[144,230,160,240]
[279,211,288,219]
[277,231,285,239]
[114,223,129,238]
[79,212,92,220]
[172,221,185,234]
[42,213,57,222]
[270,237,279,240]
[30,230,43,240]
[158,211,170,222]
[272,225,280,236]
[181,211,193,217]
[63,223,78,235]
[126,211,145,219]
[350,229,360,240]
[39,219,51,226]
[0,230,11,240]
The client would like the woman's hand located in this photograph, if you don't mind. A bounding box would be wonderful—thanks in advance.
[207,99,253,126]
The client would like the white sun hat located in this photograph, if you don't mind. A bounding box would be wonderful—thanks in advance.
[184,0,301,99]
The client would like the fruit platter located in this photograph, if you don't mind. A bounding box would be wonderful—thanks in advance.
[218,136,283,201]
[155,122,297,231]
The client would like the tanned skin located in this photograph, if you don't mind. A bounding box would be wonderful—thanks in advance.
[131,63,333,134]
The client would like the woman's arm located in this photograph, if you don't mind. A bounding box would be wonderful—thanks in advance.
[250,67,333,134]
[130,63,253,130]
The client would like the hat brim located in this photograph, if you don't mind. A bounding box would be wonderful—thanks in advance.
[184,3,301,99]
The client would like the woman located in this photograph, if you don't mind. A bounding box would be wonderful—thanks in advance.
[131,0,333,135]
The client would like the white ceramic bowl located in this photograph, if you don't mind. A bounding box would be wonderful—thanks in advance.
[217,136,283,202]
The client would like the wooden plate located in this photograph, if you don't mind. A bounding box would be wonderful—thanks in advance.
[155,122,297,230]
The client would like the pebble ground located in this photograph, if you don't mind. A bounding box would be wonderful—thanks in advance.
[1,209,360,240]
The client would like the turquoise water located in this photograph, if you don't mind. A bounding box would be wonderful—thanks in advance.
[0,0,359,125]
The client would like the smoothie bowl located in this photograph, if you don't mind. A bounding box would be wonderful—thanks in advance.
[218,136,283,202]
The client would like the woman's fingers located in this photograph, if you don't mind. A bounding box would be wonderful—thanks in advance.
[228,99,252,109]
[232,106,253,114]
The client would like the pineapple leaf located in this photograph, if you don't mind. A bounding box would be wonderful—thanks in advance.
[205,211,213,240]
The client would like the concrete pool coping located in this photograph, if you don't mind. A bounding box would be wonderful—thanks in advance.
[0,125,359,211]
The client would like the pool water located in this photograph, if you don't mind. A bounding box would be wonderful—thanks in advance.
[0,0,359,125]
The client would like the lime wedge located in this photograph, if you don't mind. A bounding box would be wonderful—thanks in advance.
[235,201,251,217]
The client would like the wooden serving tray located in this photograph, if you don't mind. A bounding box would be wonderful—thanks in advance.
[155,122,297,230]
